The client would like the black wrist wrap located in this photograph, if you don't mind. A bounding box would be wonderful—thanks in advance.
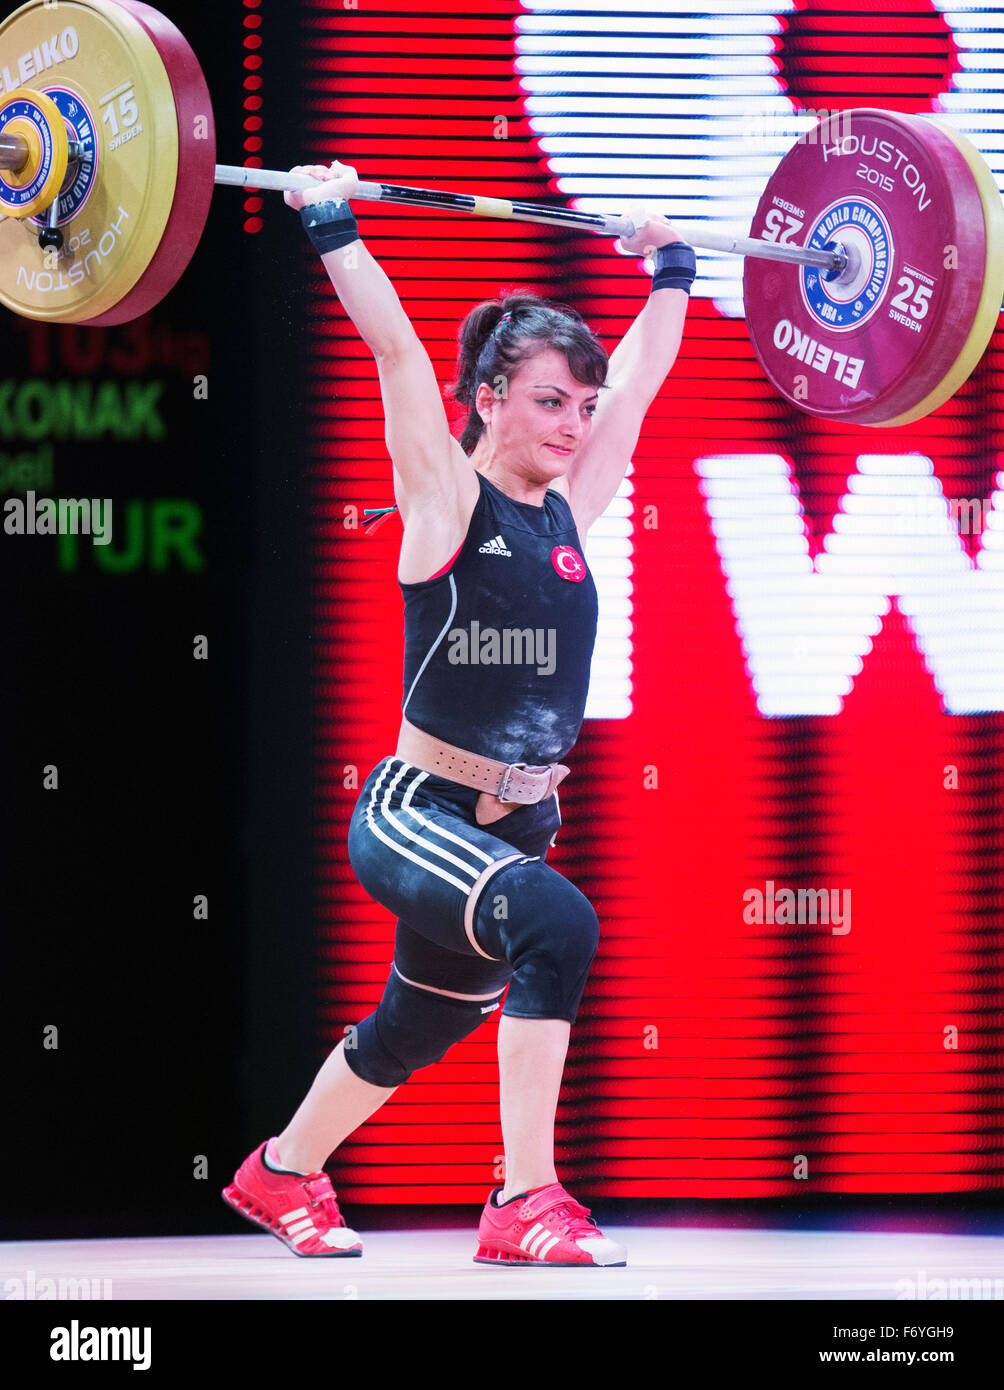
[300,199,360,255]
[651,241,696,295]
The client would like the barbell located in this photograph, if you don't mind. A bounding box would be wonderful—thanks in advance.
[0,0,1002,429]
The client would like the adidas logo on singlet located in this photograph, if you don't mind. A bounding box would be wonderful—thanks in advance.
[478,534,512,557]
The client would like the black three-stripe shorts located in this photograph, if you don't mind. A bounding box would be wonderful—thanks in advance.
[347,755,564,997]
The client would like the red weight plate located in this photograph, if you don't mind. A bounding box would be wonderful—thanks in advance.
[79,0,216,326]
[743,108,987,426]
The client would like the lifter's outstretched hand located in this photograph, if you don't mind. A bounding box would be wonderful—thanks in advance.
[283,161,360,212]
[615,203,686,257]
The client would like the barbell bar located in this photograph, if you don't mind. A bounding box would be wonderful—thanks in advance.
[211,164,850,276]
[0,0,1002,428]
[0,128,85,170]
[0,129,25,166]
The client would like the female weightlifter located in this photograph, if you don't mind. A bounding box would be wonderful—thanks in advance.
[222,161,694,1266]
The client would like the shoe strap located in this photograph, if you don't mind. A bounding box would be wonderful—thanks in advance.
[520,1184,594,1227]
[302,1172,343,1219]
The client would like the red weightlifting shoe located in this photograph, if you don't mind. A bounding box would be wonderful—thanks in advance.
[221,1138,363,1257]
[474,1182,626,1266]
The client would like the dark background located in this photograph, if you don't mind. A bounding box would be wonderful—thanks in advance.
[1,0,318,1237]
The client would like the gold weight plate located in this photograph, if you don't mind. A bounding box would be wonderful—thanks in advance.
[0,0,179,321]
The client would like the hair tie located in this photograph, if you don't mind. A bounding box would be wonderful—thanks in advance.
[492,310,513,337]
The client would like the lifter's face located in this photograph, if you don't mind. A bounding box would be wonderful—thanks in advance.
[475,347,600,482]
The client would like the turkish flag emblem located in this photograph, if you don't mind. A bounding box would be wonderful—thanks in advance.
[551,545,586,582]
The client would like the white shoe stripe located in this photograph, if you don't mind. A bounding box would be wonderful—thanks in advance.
[289,1226,317,1245]
[537,1236,561,1259]
[279,1207,309,1222]
[285,1217,316,1235]
[363,764,477,893]
[519,1223,544,1252]
[400,774,493,866]
[527,1228,552,1256]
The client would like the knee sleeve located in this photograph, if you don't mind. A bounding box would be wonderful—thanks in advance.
[395,916,512,997]
[472,857,600,1024]
[343,966,505,1088]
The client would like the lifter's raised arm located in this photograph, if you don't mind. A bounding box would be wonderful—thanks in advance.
[284,161,470,515]
[557,209,694,535]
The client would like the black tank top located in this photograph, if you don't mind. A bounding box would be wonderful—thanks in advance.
[400,471,598,765]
